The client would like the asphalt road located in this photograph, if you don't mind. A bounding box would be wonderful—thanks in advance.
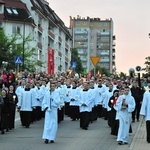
[0,111,139,150]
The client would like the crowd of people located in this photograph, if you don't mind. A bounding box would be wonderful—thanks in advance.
[0,69,150,145]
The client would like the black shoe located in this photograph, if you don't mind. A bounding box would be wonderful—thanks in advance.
[6,129,9,132]
[45,139,49,144]
[82,127,88,130]
[132,120,135,122]
[50,140,54,143]
[137,119,140,122]
[123,142,128,144]
[118,141,123,145]
[1,130,4,134]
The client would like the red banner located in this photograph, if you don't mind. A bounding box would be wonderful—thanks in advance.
[48,49,54,74]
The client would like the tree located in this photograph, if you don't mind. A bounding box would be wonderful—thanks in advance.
[90,66,111,77]
[119,72,127,78]
[0,27,40,71]
[142,56,150,75]
[71,48,83,74]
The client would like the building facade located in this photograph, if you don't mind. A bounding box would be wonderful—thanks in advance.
[0,0,72,74]
[70,16,116,74]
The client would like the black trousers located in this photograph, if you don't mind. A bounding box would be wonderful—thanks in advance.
[70,106,80,120]
[92,106,98,121]
[9,106,16,129]
[80,111,90,128]
[65,102,70,116]
[146,121,150,143]
[132,102,141,121]
[1,114,9,131]
[36,106,42,121]
[21,111,31,128]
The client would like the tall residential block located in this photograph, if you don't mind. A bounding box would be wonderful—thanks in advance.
[70,16,116,74]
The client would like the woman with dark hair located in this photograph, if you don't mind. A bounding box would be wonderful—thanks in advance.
[8,85,18,129]
[0,89,10,134]
[108,89,119,135]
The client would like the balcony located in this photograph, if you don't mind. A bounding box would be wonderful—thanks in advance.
[58,51,62,57]
[113,35,116,40]
[113,42,116,47]
[48,30,55,39]
[100,51,109,55]
[100,32,110,35]
[75,31,88,34]
[75,44,87,48]
[65,43,69,49]
[112,54,115,59]
[75,38,88,42]
[100,58,110,62]
[112,61,116,66]
[81,57,87,61]
[112,48,115,53]
[38,24,43,33]
[101,45,110,49]
[38,42,42,50]
[65,57,69,62]
[59,36,62,43]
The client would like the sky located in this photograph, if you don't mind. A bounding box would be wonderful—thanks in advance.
[48,0,150,74]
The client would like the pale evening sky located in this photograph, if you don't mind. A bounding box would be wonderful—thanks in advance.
[48,0,150,74]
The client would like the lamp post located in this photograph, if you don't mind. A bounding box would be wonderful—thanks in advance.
[22,15,32,71]
[2,61,8,71]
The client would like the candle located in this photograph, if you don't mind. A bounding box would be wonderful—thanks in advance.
[111,99,114,103]
[13,95,16,101]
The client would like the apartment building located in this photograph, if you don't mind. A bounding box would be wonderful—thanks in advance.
[70,16,116,73]
[0,0,72,74]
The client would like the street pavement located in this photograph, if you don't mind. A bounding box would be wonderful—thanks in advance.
[0,111,147,150]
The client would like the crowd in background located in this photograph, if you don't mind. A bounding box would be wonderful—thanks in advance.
[0,68,150,144]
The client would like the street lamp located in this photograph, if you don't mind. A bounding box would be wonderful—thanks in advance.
[22,15,32,71]
[2,61,8,70]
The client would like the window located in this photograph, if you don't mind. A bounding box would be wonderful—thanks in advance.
[90,43,93,46]
[38,32,42,43]
[38,49,42,61]
[91,29,94,33]
[104,22,108,26]
[83,21,87,25]
[90,49,93,52]
[12,8,18,15]
[12,26,20,34]
[90,23,94,26]
[6,8,12,14]
[98,22,102,26]
[76,28,81,31]
[76,21,80,25]
[0,5,3,13]
[90,36,94,40]
[97,29,101,33]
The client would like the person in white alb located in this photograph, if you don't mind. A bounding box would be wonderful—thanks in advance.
[116,86,135,145]
[140,80,150,143]
[42,83,60,144]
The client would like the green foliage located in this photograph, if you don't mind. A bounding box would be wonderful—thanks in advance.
[71,48,83,74]
[90,66,111,76]
[0,27,41,71]
[119,72,127,78]
[142,56,150,75]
